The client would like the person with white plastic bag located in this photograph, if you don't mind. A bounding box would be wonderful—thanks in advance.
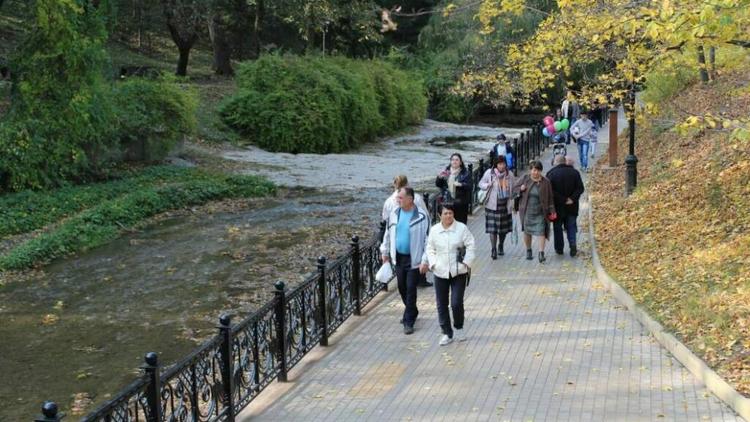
[380,187,430,335]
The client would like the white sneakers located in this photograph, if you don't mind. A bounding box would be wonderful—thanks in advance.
[439,329,467,346]
[454,328,467,342]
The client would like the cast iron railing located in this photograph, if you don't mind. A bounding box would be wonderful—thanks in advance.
[35,233,387,422]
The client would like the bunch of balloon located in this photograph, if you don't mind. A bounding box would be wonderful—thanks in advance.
[541,115,570,137]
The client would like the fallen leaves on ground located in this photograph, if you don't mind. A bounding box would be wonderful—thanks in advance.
[591,70,750,396]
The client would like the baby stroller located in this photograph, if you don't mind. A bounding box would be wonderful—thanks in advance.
[551,134,567,166]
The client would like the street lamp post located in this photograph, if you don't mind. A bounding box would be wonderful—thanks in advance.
[625,84,638,195]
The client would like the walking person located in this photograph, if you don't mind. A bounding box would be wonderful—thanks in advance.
[546,155,584,257]
[478,157,514,259]
[489,134,516,175]
[382,175,428,223]
[561,93,580,144]
[436,153,473,224]
[569,111,596,171]
[514,160,556,263]
[424,202,476,346]
[381,187,431,334]
[382,175,432,287]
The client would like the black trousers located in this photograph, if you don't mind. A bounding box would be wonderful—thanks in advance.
[395,253,419,327]
[434,273,467,337]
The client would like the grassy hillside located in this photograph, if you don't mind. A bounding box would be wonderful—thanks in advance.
[591,69,750,395]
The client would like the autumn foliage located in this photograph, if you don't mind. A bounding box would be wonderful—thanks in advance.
[591,70,750,395]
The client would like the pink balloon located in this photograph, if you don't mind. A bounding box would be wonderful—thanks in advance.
[546,124,556,134]
[543,116,554,125]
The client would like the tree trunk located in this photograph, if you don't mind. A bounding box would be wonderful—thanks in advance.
[208,12,233,75]
[697,45,709,83]
[253,0,264,58]
[177,45,191,76]
[165,18,198,76]
[163,0,202,76]
[709,46,716,80]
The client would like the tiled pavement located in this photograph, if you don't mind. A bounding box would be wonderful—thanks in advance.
[239,119,743,422]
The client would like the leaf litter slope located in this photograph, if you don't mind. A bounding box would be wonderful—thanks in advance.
[591,70,750,396]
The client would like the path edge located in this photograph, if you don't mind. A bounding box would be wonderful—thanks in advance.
[586,184,750,421]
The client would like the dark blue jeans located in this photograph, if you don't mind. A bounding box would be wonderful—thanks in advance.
[578,140,590,169]
[434,273,467,338]
[395,253,419,327]
[553,214,578,252]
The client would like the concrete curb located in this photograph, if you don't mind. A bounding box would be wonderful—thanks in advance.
[586,181,750,421]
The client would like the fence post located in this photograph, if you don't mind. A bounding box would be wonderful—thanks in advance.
[425,191,436,224]
[142,352,161,422]
[512,137,519,172]
[467,163,474,214]
[34,401,64,422]
[525,130,532,159]
[519,132,526,169]
[479,158,485,175]
[351,235,361,316]
[273,281,288,382]
[217,314,235,420]
[609,108,619,167]
[317,257,328,346]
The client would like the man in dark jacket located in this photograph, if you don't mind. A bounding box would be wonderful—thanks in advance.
[546,155,585,257]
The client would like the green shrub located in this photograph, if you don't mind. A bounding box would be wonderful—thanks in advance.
[0,170,275,270]
[220,55,427,153]
[0,2,199,192]
[0,0,118,191]
[0,166,194,237]
[642,55,699,105]
[113,77,198,162]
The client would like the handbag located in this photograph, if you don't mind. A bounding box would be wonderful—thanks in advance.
[375,263,393,284]
[477,189,489,205]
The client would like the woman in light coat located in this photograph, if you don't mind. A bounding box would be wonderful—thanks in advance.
[424,202,476,346]
[478,157,515,259]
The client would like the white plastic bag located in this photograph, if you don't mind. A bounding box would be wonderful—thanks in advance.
[375,263,393,283]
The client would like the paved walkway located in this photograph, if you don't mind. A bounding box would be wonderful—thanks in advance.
[239,118,742,421]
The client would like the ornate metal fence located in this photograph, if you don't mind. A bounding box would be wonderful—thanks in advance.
[35,234,388,422]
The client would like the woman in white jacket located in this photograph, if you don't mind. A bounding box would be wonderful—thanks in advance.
[425,202,476,346]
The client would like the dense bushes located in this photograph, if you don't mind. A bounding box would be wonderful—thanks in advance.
[219,55,427,153]
[0,1,196,192]
[113,77,198,162]
[0,168,275,270]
